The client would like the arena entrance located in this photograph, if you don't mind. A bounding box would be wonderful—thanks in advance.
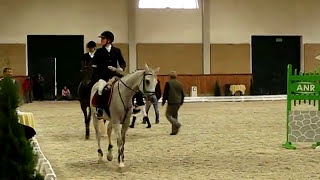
[27,35,84,100]
[251,36,301,95]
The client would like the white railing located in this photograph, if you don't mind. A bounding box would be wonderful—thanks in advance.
[30,138,57,180]
[158,95,287,103]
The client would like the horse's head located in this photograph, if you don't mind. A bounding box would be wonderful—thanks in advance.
[139,64,160,99]
[81,62,94,81]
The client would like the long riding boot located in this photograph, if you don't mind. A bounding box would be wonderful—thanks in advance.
[144,116,151,128]
[155,113,160,124]
[96,95,103,119]
[129,116,136,128]
[142,117,146,124]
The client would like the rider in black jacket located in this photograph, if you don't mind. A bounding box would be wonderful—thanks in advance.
[92,31,126,118]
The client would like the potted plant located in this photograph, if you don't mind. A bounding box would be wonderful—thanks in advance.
[0,78,43,180]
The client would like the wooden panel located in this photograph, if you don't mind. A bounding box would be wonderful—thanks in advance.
[304,44,320,72]
[157,74,252,96]
[114,43,129,73]
[137,43,202,75]
[0,44,26,76]
[9,74,252,97]
[95,43,129,73]
[211,44,250,74]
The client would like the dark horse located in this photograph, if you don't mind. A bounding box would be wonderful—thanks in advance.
[78,63,94,139]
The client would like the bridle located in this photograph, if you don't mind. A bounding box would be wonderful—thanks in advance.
[117,71,155,123]
[118,72,155,96]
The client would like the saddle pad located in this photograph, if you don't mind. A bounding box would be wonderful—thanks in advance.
[92,82,116,118]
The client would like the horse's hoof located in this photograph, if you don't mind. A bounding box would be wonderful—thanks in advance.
[146,125,151,128]
[107,150,113,161]
[98,158,103,164]
[107,154,113,161]
[129,125,134,128]
[85,135,89,140]
[98,149,103,159]
[119,163,125,168]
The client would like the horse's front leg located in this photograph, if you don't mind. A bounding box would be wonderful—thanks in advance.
[113,123,124,167]
[88,107,92,135]
[81,104,90,139]
[113,118,130,168]
[120,119,130,166]
[107,122,113,161]
[93,117,103,162]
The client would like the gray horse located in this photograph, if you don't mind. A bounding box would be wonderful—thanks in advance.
[90,64,159,168]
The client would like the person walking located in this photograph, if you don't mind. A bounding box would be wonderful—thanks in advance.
[162,71,184,135]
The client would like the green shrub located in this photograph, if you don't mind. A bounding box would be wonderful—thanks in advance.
[0,78,43,180]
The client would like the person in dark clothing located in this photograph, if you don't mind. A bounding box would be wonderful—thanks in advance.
[162,71,184,135]
[1,68,19,91]
[82,41,96,73]
[145,79,161,124]
[23,76,33,103]
[92,31,126,118]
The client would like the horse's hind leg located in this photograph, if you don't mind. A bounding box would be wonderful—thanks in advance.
[107,122,113,161]
[93,117,103,162]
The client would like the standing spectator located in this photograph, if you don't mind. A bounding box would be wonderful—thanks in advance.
[145,79,161,124]
[62,86,72,100]
[1,68,19,88]
[162,71,184,135]
[23,76,33,103]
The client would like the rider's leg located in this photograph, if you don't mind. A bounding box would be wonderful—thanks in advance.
[97,79,107,118]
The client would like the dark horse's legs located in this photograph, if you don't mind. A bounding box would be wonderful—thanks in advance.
[81,103,91,139]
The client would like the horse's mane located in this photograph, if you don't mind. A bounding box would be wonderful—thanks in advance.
[120,69,145,81]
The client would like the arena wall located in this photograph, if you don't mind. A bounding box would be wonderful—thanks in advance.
[3,0,320,95]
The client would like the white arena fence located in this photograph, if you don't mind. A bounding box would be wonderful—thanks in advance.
[158,95,287,103]
[30,138,57,180]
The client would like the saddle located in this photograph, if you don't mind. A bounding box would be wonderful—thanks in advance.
[92,78,118,118]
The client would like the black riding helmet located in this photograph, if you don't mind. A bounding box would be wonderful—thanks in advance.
[99,31,114,43]
[86,41,96,48]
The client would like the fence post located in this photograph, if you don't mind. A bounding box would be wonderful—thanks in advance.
[283,64,296,149]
